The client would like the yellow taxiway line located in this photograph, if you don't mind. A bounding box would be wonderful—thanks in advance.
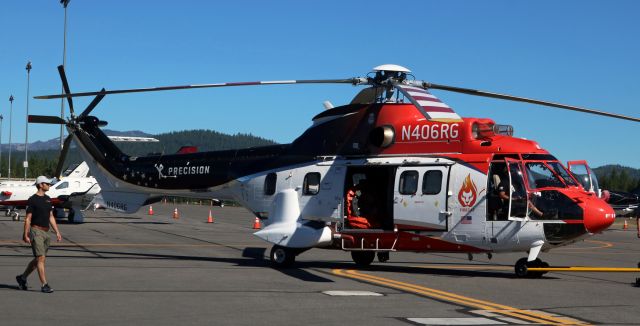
[410,264,512,271]
[333,269,589,325]
[528,267,640,272]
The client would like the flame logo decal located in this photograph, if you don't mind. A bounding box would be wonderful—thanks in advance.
[458,174,477,207]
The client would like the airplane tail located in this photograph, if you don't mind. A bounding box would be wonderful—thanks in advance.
[62,161,91,178]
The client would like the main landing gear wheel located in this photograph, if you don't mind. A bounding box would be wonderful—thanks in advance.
[514,257,549,278]
[351,251,375,266]
[270,245,296,268]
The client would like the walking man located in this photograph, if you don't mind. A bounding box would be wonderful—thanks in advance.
[16,176,62,293]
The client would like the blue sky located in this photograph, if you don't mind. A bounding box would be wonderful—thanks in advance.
[1,1,639,168]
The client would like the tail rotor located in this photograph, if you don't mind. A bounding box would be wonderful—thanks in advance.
[29,65,108,178]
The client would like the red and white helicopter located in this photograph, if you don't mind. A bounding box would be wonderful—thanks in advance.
[31,64,640,277]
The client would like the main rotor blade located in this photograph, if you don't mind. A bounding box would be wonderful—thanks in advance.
[57,65,74,115]
[417,82,640,123]
[28,115,66,125]
[78,89,106,119]
[35,78,365,99]
[55,135,74,179]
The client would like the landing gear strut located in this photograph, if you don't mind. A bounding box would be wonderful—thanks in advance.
[8,209,20,221]
[514,257,549,278]
[377,252,390,263]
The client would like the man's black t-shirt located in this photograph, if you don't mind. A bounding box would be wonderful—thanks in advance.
[26,194,53,228]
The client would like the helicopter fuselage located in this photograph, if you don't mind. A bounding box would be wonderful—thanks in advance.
[69,103,614,264]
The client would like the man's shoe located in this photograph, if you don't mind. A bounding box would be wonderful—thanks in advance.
[41,284,54,293]
[15,275,27,291]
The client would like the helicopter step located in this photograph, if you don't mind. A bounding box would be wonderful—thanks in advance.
[340,231,399,251]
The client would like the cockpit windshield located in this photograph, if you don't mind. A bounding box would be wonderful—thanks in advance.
[546,162,579,187]
[525,162,566,189]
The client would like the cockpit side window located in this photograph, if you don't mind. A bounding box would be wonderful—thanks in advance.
[55,181,69,190]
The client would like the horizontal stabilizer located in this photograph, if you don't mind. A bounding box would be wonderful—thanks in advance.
[98,191,150,214]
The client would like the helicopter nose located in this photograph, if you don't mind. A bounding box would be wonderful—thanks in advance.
[583,197,615,233]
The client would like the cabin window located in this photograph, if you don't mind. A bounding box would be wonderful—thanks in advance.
[264,173,277,196]
[303,172,321,195]
[55,182,69,190]
[399,170,419,195]
[422,170,443,195]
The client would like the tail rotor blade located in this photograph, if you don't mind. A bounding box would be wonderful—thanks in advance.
[55,135,74,179]
[28,115,66,125]
[57,65,74,115]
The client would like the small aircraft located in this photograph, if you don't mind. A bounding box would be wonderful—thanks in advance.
[31,64,640,277]
[603,190,639,217]
[0,162,99,222]
[566,162,640,217]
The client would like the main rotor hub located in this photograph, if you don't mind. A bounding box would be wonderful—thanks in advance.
[372,64,411,73]
[371,64,411,87]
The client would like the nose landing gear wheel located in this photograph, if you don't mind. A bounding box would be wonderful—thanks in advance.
[270,245,295,268]
[515,257,548,278]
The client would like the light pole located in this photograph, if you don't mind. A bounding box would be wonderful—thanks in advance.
[59,0,70,150]
[24,61,31,180]
[8,95,13,179]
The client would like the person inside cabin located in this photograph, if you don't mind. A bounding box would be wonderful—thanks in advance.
[494,166,544,219]
[346,182,362,219]
[346,178,380,229]
[494,167,511,220]
[487,171,504,220]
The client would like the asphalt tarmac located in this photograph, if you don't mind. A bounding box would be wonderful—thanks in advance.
[1,204,639,325]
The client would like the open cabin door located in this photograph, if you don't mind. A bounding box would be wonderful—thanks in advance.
[567,160,601,197]
[505,158,529,221]
[393,165,450,230]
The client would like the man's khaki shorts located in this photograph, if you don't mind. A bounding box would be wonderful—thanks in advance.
[30,227,50,257]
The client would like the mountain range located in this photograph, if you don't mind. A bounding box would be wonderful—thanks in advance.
[2,130,639,192]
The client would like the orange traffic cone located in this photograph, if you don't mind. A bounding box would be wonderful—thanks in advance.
[252,217,261,229]
[148,205,154,216]
[173,208,180,219]
[207,210,214,223]
[623,219,628,230]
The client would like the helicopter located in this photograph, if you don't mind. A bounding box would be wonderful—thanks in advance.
[30,64,640,277]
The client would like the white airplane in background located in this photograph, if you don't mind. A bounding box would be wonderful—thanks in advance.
[0,136,159,222]
[0,162,100,222]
